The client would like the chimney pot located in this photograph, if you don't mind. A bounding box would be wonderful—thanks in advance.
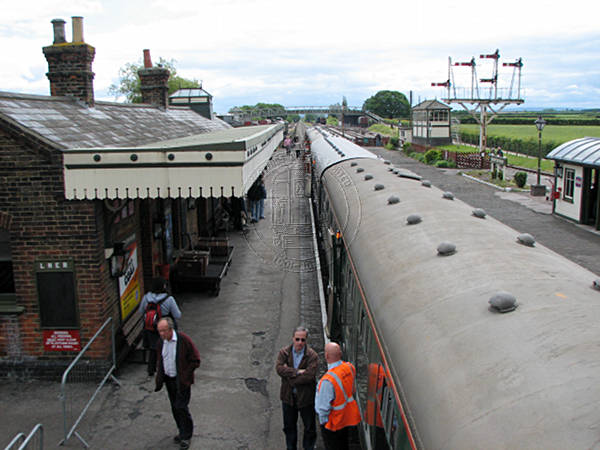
[143,49,152,68]
[51,18,66,44]
[72,16,84,43]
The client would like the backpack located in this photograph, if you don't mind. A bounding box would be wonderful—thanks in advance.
[144,297,167,331]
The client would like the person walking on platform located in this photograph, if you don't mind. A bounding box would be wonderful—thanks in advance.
[154,317,201,450]
[247,177,262,223]
[315,342,361,450]
[257,177,267,220]
[139,277,182,376]
[276,327,319,450]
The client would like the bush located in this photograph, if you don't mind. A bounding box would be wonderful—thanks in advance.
[402,142,413,155]
[390,137,399,147]
[435,160,449,168]
[514,171,527,188]
[424,149,441,165]
[384,142,395,150]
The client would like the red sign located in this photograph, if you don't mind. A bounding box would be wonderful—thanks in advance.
[43,330,81,352]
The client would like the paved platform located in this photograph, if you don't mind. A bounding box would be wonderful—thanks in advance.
[2,151,326,450]
[370,148,600,276]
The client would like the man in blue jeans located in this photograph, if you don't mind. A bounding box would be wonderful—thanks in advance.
[276,327,319,450]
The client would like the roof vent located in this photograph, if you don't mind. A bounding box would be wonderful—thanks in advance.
[388,196,400,204]
[593,279,600,291]
[472,208,486,219]
[374,184,384,191]
[364,174,373,180]
[384,160,391,165]
[437,242,456,256]
[517,233,536,247]
[357,168,364,173]
[442,192,454,200]
[422,180,432,187]
[407,214,422,225]
[489,291,518,313]
[351,162,358,167]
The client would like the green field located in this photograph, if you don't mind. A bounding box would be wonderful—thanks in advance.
[460,124,600,144]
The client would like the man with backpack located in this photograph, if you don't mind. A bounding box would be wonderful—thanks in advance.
[138,277,182,376]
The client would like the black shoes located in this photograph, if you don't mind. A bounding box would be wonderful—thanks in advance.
[174,436,190,449]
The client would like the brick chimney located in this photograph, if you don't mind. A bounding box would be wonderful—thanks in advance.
[42,17,96,106]
[137,49,170,109]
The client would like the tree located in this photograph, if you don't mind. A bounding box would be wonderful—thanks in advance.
[228,103,287,120]
[362,90,410,119]
[108,58,200,103]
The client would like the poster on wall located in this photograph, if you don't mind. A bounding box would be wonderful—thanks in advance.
[118,235,142,321]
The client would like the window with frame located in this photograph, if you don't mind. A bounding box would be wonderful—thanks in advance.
[563,168,575,202]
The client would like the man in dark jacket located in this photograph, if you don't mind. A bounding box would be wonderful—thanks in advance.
[155,317,201,450]
[276,326,319,450]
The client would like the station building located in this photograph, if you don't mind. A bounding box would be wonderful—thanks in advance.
[546,137,600,230]
[0,17,282,379]
[411,99,452,148]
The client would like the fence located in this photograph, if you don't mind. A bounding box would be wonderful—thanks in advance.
[59,317,121,448]
[5,424,43,450]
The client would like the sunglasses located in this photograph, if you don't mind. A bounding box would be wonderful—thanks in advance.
[294,338,306,342]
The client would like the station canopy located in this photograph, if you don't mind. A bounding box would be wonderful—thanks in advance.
[63,124,283,200]
[546,137,600,168]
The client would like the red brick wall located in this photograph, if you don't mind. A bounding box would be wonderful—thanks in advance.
[0,126,118,363]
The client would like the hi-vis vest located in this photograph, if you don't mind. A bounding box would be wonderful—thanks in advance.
[365,363,385,428]
[318,361,362,431]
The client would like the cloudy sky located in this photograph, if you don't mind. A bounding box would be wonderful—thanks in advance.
[2,0,599,113]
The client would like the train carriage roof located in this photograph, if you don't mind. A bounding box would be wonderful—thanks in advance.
[321,156,600,449]
[307,126,378,179]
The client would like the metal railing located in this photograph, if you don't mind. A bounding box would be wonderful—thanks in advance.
[59,317,121,448]
[5,424,43,450]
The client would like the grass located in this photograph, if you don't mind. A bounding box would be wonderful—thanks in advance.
[368,124,399,137]
[465,170,525,189]
[434,144,554,171]
[460,124,600,143]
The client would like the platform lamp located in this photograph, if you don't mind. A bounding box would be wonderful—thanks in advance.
[531,115,547,196]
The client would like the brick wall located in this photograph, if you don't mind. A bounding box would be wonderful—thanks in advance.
[138,66,169,109]
[0,125,119,377]
[42,43,96,105]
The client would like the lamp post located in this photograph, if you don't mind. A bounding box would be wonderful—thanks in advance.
[531,115,547,196]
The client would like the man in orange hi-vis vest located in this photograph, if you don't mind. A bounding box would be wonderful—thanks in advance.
[315,342,361,450]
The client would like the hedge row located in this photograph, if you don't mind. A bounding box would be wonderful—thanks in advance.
[459,117,600,126]
[460,132,559,158]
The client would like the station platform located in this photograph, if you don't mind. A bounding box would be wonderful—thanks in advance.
[2,150,327,449]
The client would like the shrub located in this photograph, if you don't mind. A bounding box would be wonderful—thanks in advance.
[435,160,449,168]
[402,142,413,155]
[514,171,527,188]
[390,137,399,147]
[384,142,395,150]
[424,149,441,165]
[414,153,425,163]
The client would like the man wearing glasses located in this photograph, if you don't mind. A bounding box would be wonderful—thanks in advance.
[276,326,319,450]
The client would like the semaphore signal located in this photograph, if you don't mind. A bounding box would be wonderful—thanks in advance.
[431,49,524,153]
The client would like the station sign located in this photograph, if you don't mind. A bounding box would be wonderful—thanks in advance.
[43,329,81,352]
[490,155,508,166]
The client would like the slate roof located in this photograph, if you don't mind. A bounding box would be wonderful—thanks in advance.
[546,137,600,168]
[0,91,230,150]
[412,99,451,110]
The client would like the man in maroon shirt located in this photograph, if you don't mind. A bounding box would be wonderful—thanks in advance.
[155,318,201,450]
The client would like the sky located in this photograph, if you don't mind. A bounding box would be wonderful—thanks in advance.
[1,0,599,114]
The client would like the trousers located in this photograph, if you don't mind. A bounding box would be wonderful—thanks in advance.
[165,376,193,440]
[282,400,316,450]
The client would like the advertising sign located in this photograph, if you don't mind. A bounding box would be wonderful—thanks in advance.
[43,329,81,352]
[118,235,142,321]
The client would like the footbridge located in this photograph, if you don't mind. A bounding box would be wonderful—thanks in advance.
[226,106,386,123]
